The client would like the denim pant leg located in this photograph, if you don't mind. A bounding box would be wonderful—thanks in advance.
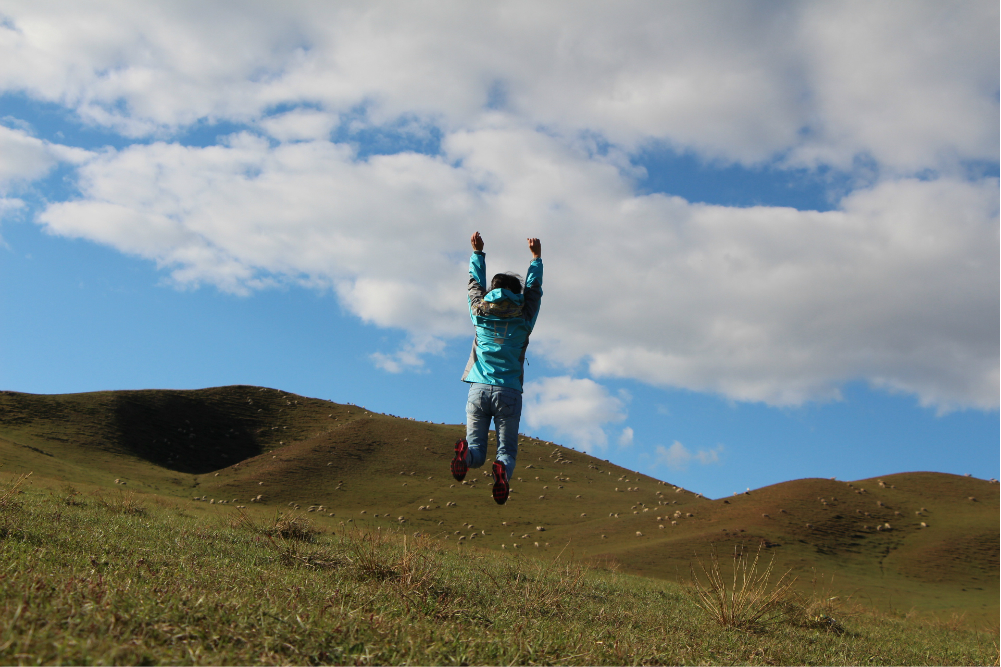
[491,386,522,477]
[465,384,491,469]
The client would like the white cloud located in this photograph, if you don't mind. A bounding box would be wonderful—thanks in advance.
[258,109,338,143]
[37,133,483,312]
[523,376,627,451]
[1,2,995,170]
[0,124,57,190]
[371,336,445,374]
[2,2,997,411]
[617,427,634,448]
[656,441,723,471]
[588,177,999,410]
[33,123,999,410]
[789,2,999,172]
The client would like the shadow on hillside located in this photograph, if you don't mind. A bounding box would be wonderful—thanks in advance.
[113,392,262,474]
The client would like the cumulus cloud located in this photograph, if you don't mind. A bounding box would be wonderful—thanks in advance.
[34,122,999,409]
[788,2,999,171]
[523,376,627,450]
[371,336,445,374]
[656,441,723,471]
[617,427,634,448]
[37,132,482,310]
[3,2,998,411]
[0,124,89,242]
[0,124,58,190]
[1,2,995,170]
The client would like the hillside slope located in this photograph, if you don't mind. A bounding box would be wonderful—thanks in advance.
[1,386,996,627]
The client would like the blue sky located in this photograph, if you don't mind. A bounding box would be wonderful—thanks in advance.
[1,2,998,498]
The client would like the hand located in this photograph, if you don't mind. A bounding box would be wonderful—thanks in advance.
[527,237,541,259]
[471,231,484,252]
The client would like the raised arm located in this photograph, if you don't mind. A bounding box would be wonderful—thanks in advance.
[523,237,543,329]
[467,231,487,319]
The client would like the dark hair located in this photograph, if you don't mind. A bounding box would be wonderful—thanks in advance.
[490,272,523,294]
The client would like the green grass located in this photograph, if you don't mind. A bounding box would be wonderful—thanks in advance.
[1,476,997,666]
[1,386,998,633]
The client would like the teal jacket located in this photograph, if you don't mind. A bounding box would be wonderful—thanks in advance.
[461,252,543,392]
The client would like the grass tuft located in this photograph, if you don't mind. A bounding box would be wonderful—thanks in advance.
[94,488,147,515]
[60,483,85,506]
[784,571,852,635]
[234,507,319,542]
[0,470,30,512]
[266,532,342,569]
[690,541,796,630]
[341,527,398,580]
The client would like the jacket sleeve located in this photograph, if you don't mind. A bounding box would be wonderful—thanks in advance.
[522,258,543,330]
[468,252,487,321]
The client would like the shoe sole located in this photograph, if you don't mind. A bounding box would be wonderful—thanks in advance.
[492,461,509,505]
[451,439,468,481]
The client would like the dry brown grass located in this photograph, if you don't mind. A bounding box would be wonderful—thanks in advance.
[784,571,854,635]
[233,507,319,542]
[94,488,146,515]
[340,526,399,580]
[0,470,31,512]
[60,483,85,506]
[690,541,796,630]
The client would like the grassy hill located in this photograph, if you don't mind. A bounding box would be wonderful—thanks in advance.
[1,385,997,629]
[4,480,994,665]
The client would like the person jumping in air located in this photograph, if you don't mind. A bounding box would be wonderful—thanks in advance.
[451,232,543,505]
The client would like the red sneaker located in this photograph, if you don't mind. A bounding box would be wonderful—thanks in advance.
[492,461,509,505]
[451,439,468,481]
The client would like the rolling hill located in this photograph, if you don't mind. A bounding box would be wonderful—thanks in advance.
[1,385,997,628]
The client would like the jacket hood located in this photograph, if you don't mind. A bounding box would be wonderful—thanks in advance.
[484,288,525,305]
[478,288,525,318]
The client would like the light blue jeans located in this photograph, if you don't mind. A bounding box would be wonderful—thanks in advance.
[465,383,521,477]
